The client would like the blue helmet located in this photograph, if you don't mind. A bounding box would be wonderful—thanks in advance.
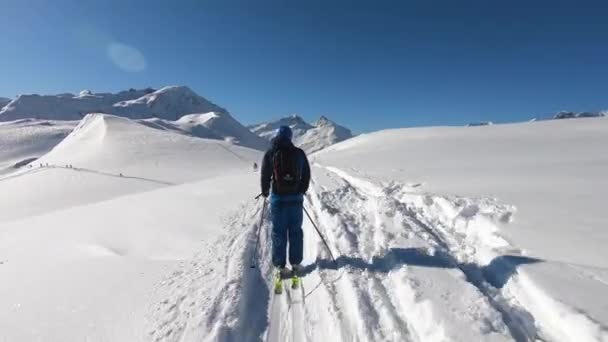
[276,125,293,141]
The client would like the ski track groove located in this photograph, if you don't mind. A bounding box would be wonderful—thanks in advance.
[315,164,608,342]
[323,165,542,341]
[308,177,418,342]
[151,163,605,342]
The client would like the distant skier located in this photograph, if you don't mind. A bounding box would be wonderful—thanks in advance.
[253,162,258,172]
[261,125,311,293]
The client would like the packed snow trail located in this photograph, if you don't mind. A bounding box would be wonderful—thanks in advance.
[148,164,608,342]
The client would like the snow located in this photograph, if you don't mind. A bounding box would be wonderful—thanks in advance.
[1,109,607,341]
[0,113,261,341]
[0,119,76,173]
[0,86,225,122]
[0,96,11,108]
[314,117,608,341]
[249,115,353,153]
[249,114,314,141]
[553,111,606,119]
[295,116,354,153]
[138,112,269,150]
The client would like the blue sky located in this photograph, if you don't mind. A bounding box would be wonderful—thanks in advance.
[1,0,607,132]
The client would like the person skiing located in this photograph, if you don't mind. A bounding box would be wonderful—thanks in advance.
[260,125,311,293]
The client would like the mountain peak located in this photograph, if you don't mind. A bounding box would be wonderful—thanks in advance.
[315,116,332,126]
[249,114,353,153]
[0,85,226,122]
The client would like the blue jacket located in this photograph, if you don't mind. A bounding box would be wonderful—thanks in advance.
[260,137,311,204]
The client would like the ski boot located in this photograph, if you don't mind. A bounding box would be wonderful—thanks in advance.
[291,264,301,289]
[274,267,291,294]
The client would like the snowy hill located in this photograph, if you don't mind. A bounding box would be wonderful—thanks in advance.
[0,86,226,122]
[0,113,262,341]
[249,115,353,153]
[0,119,76,172]
[2,109,608,341]
[139,112,269,150]
[313,117,608,341]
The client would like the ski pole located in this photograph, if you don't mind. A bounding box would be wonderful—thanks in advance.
[250,198,266,268]
[303,207,337,264]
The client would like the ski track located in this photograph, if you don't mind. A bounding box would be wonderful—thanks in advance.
[317,165,607,342]
[147,164,608,342]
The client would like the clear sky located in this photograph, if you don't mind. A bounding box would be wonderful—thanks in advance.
[2,0,607,132]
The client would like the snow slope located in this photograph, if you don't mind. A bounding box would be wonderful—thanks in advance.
[312,117,608,340]
[139,112,269,150]
[249,115,353,153]
[172,112,268,150]
[0,119,76,172]
[147,117,608,342]
[295,116,353,153]
[0,86,225,122]
[2,111,607,341]
[0,96,10,108]
[0,113,260,223]
[0,113,262,341]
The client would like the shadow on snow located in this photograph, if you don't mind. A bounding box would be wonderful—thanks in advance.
[300,248,542,289]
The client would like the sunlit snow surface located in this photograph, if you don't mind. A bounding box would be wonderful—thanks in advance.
[1,115,607,341]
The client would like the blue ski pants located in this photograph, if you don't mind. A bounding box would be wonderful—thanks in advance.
[271,200,304,268]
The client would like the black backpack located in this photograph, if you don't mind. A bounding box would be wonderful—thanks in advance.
[272,145,301,195]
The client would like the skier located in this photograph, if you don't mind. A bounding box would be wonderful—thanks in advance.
[260,125,311,293]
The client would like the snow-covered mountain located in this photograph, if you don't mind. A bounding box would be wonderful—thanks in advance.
[0,86,226,122]
[0,97,11,108]
[553,110,606,119]
[140,112,268,151]
[0,86,269,151]
[249,114,353,153]
[248,114,314,141]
